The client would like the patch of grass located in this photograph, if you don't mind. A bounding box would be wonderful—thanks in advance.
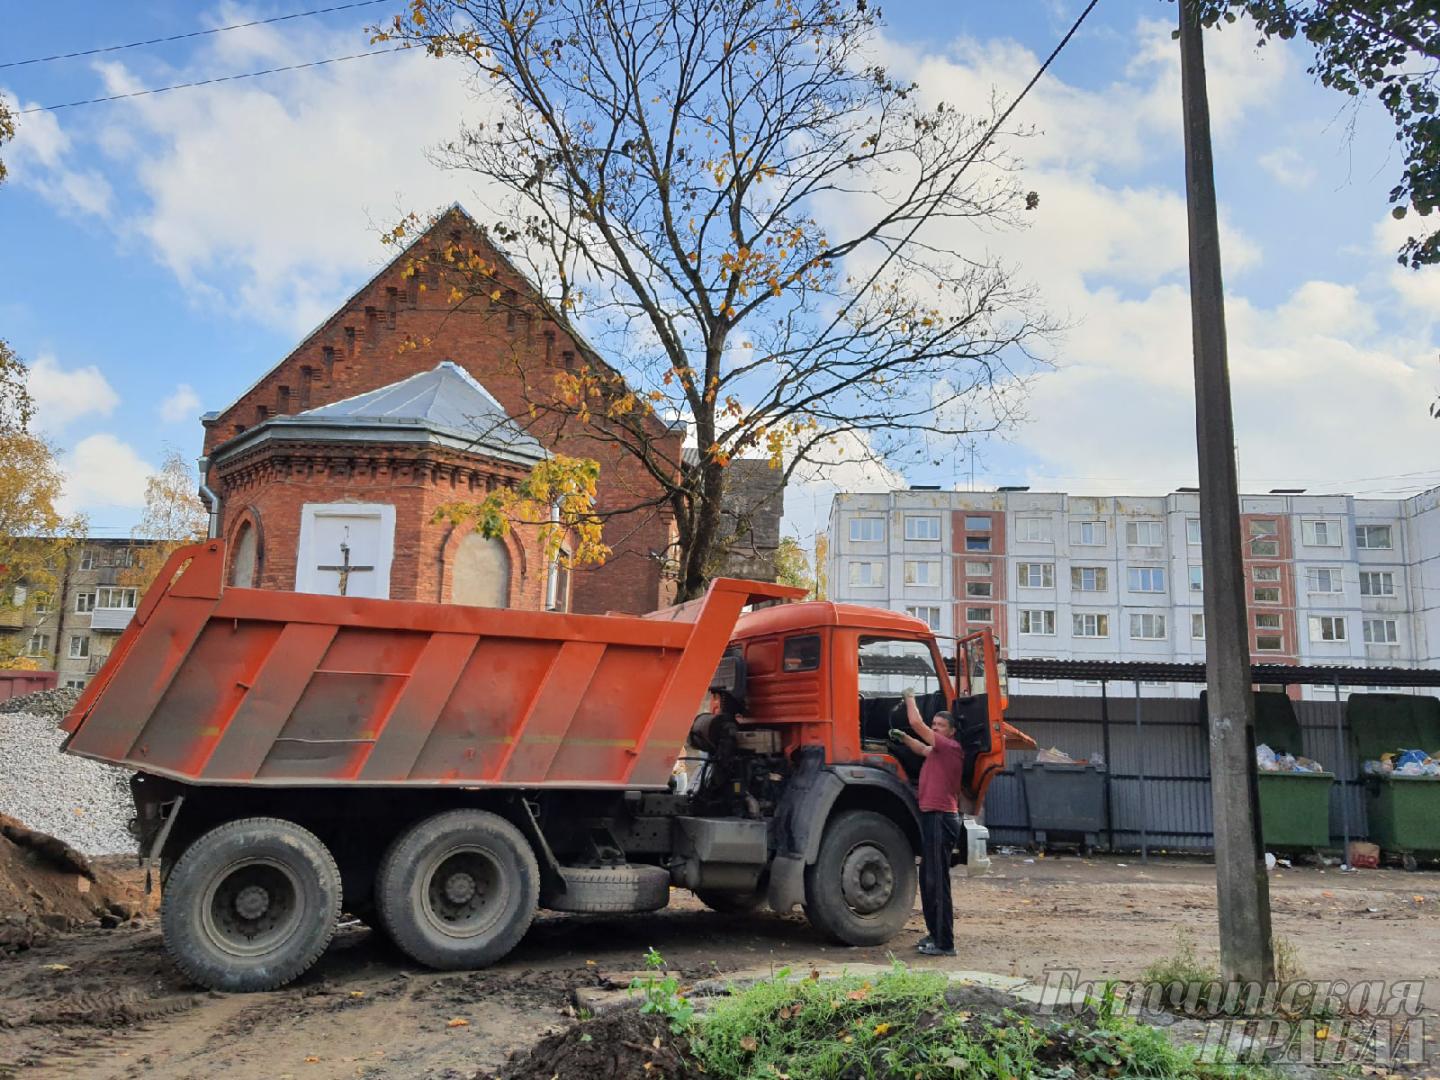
[688,963,1264,1080]
[1141,928,1220,989]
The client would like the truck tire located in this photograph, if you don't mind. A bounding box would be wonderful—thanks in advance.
[375,809,539,971]
[694,888,765,914]
[546,865,670,913]
[160,817,342,993]
[803,810,916,947]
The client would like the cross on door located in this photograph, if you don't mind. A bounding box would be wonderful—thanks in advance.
[316,541,374,597]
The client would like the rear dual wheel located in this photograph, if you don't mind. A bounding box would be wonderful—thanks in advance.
[162,817,342,993]
[375,809,539,970]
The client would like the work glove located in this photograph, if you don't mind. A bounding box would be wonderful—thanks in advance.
[887,728,909,745]
[901,688,915,700]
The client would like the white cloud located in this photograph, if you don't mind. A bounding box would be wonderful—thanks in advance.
[0,90,114,218]
[26,354,121,431]
[159,383,202,424]
[1258,146,1316,189]
[75,12,499,334]
[59,434,153,517]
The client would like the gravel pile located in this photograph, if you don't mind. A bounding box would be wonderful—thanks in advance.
[0,686,83,717]
[0,712,136,856]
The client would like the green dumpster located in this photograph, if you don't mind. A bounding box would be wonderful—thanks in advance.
[1347,694,1440,866]
[1251,692,1335,851]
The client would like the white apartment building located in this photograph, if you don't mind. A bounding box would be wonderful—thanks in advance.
[827,485,1440,700]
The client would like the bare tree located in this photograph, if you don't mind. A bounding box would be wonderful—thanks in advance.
[382,0,1051,599]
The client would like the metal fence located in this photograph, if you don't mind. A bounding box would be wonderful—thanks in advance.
[984,694,1366,852]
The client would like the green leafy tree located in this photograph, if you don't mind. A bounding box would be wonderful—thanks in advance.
[1186,1,1439,267]
[378,0,1050,600]
[774,536,814,596]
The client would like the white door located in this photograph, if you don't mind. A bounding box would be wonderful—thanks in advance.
[295,503,396,598]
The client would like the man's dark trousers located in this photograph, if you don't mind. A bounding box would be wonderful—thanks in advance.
[919,811,961,951]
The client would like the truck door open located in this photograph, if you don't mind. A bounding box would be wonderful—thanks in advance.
[855,636,951,781]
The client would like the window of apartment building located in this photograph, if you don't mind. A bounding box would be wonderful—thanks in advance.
[1186,518,1202,545]
[1072,612,1109,638]
[904,516,941,541]
[1019,609,1056,635]
[964,606,994,624]
[1070,520,1107,546]
[1302,519,1341,547]
[965,560,992,576]
[1355,524,1393,550]
[1306,567,1344,594]
[1127,566,1166,593]
[965,581,993,598]
[963,515,991,533]
[1191,613,1205,640]
[1363,618,1398,644]
[1125,520,1164,546]
[1359,571,1395,597]
[32,592,50,615]
[69,635,90,659]
[79,548,96,571]
[1129,612,1167,640]
[10,584,26,608]
[1256,634,1284,652]
[906,605,941,630]
[96,587,138,609]
[1255,612,1282,631]
[63,679,85,690]
[849,561,884,587]
[965,534,991,552]
[1071,566,1108,592]
[1253,586,1281,604]
[1249,519,1280,557]
[26,632,50,656]
[1188,565,1204,592]
[1015,517,1053,543]
[1017,562,1054,588]
[849,517,885,542]
[1308,615,1347,642]
[1252,565,1281,583]
[903,560,938,586]
[75,591,96,613]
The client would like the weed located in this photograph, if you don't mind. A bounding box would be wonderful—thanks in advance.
[1141,928,1220,989]
[627,946,695,1034]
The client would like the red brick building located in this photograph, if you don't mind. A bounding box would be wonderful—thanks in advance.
[201,207,680,614]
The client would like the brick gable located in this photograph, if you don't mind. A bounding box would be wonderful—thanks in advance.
[203,207,679,614]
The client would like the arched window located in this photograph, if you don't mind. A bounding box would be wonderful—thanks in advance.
[451,533,510,608]
[230,521,258,588]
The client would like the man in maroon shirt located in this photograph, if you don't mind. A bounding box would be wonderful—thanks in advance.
[889,688,966,957]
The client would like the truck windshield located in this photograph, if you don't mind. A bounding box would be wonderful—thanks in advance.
[856,637,945,748]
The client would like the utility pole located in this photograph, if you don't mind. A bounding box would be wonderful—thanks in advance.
[1178,0,1275,986]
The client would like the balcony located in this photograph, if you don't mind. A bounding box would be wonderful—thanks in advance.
[90,607,135,632]
[0,607,24,629]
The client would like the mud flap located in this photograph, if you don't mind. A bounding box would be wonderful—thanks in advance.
[765,853,806,913]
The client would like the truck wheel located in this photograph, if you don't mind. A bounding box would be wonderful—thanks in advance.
[694,888,764,914]
[375,809,538,971]
[546,865,671,913]
[161,817,342,993]
[803,810,916,947]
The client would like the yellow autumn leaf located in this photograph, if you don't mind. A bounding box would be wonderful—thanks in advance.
[873,1023,891,1036]
[446,1017,469,1028]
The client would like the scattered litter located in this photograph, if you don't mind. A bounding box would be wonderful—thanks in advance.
[1264,852,1277,871]
[1023,858,1035,864]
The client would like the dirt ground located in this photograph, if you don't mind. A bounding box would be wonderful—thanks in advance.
[2,853,1437,1079]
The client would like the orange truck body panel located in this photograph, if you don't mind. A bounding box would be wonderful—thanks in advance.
[61,541,804,789]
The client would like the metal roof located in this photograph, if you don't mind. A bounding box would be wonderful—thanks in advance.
[1003,657,1440,689]
[211,362,547,468]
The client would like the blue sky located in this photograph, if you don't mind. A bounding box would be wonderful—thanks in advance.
[2,1,1437,545]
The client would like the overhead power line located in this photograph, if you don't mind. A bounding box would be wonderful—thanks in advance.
[18,46,407,114]
[0,0,391,70]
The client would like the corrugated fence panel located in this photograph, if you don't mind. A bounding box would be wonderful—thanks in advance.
[983,695,1373,852]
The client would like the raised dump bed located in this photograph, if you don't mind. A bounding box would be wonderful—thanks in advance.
[62,540,798,790]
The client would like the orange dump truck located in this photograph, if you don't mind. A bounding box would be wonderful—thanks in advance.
[62,540,1028,991]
